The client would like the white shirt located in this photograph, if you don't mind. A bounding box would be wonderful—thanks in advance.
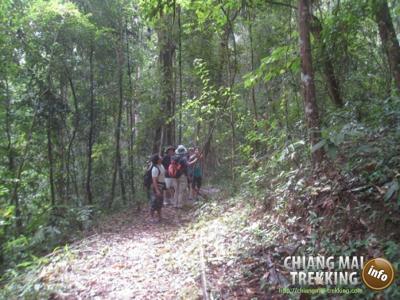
[151,164,166,183]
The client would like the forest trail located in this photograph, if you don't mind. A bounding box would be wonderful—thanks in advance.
[42,206,201,300]
[10,187,271,299]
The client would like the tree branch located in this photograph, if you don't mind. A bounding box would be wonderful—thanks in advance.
[266,0,297,10]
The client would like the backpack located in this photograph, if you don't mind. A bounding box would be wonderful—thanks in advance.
[168,156,184,178]
[143,164,160,188]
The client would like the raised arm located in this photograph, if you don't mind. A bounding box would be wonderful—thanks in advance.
[187,154,202,166]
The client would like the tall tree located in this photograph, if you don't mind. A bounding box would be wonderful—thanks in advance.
[125,17,136,201]
[158,11,176,147]
[110,35,128,208]
[45,88,57,207]
[299,0,324,166]
[177,5,183,144]
[311,15,343,107]
[247,10,259,121]
[373,0,400,93]
[86,47,95,205]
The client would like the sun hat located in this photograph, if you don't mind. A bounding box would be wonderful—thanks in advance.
[175,145,187,155]
[165,145,176,153]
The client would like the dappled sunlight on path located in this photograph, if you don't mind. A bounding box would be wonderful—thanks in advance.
[43,206,199,299]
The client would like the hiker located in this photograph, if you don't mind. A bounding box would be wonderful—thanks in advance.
[187,147,195,200]
[190,147,203,200]
[169,145,189,208]
[149,154,166,222]
[162,145,176,206]
[168,145,204,208]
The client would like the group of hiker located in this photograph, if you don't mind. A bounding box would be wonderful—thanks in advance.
[144,145,203,222]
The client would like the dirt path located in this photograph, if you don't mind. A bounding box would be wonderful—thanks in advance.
[5,189,273,299]
[42,206,201,300]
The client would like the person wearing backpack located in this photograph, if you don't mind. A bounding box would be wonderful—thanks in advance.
[162,145,176,206]
[170,145,203,208]
[170,145,189,208]
[147,154,166,222]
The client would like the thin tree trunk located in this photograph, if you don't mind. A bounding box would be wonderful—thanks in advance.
[86,48,95,205]
[58,72,68,204]
[1,78,13,264]
[46,89,56,207]
[217,7,240,184]
[374,0,400,93]
[158,12,176,146]
[9,121,37,236]
[5,78,14,174]
[110,39,127,208]
[311,15,343,107]
[226,12,238,184]
[299,0,324,166]
[204,25,229,160]
[248,19,258,121]
[230,102,236,184]
[71,148,80,202]
[178,5,183,144]
[65,70,80,201]
[126,18,135,200]
[110,157,118,209]
[159,126,165,154]
[204,6,239,160]
[153,125,162,154]
[5,78,18,235]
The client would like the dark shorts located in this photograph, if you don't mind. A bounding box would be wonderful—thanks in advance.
[149,184,164,211]
[192,176,202,189]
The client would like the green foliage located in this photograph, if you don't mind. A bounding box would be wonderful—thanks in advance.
[183,59,238,122]
[243,45,300,88]
[1,0,400,297]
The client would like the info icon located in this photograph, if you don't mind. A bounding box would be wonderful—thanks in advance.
[362,258,395,291]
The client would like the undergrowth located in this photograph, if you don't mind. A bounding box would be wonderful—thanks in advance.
[235,95,400,298]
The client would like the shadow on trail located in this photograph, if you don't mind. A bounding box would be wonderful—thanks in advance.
[44,205,199,300]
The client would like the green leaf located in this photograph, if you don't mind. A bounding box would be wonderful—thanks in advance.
[17,260,34,268]
[327,143,338,159]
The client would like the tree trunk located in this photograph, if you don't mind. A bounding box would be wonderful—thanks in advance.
[158,12,176,146]
[178,6,183,145]
[126,18,135,200]
[311,15,343,107]
[248,19,258,121]
[230,102,236,185]
[7,82,38,234]
[65,70,80,201]
[5,77,19,236]
[46,89,56,207]
[110,39,127,208]
[5,78,15,176]
[299,0,324,166]
[57,71,68,204]
[374,0,400,93]
[226,11,238,185]
[204,25,229,160]
[152,126,162,154]
[86,48,95,205]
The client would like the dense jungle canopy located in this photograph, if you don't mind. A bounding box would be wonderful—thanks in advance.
[0,0,399,298]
